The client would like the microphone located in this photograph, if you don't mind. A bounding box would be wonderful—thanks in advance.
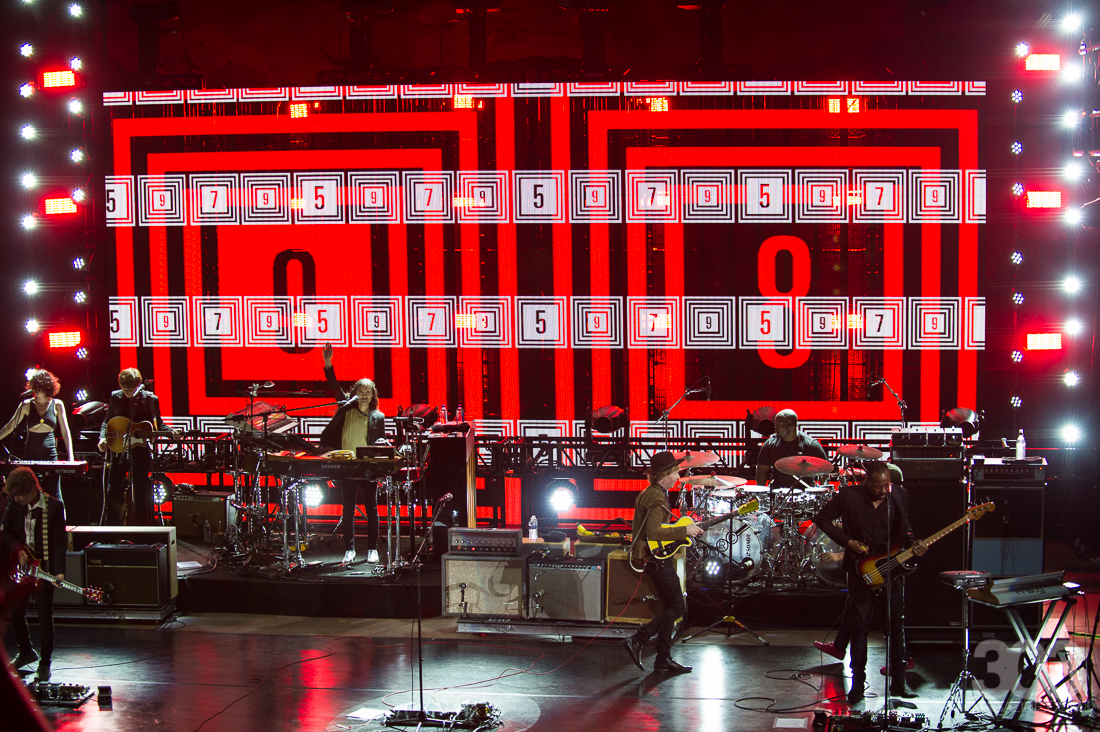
[440,492,454,503]
[20,389,32,399]
[262,381,274,388]
[869,376,884,387]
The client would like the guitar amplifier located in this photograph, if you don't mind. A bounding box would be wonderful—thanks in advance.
[605,550,685,625]
[68,526,177,599]
[447,527,522,555]
[54,552,87,607]
[972,457,1047,485]
[526,559,604,622]
[84,544,170,608]
[170,491,235,540]
[442,554,525,618]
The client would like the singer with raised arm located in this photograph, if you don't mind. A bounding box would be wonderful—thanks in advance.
[755,409,828,489]
[97,368,176,525]
[621,451,703,674]
[0,369,74,499]
[320,344,385,566]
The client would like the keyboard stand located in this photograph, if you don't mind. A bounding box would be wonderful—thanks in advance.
[972,594,1079,722]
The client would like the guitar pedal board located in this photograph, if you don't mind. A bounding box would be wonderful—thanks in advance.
[26,681,95,707]
[827,711,926,731]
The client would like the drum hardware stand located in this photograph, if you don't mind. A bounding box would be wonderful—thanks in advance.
[375,435,431,578]
[937,585,995,725]
[270,477,313,574]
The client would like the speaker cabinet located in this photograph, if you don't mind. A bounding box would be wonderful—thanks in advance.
[85,544,170,608]
[527,559,604,622]
[442,554,525,618]
[970,485,1045,577]
[170,491,235,539]
[425,430,477,531]
[903,481,967,629]
[605,550,685,625]
[54,551,87,607]
[69,526,178,599]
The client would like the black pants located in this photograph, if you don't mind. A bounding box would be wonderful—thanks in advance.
[106,446,152,525]
[338,480,379,552]
[10,581,54,664]
[638,558,685,659]
[846,570,906,681]
[25,444,61,501]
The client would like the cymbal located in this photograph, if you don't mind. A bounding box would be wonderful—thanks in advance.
[672,450,719,469]
[682,475,747,488]
[774,455,835,477]
[711,488,743,499]
[836,444,884,460]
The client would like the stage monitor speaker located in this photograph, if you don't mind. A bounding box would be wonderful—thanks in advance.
[425,429,477,532]
[54,551,87,607]
[605,550,684,625]
[68,526,178,598]
[970,485,1044,577]
[442,554,525,618]
[85,544,170,608]
[902,481,966,630]
[527,559,604,622]
[170,491,235,539]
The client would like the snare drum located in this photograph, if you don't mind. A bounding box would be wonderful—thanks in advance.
[700,511,777,580]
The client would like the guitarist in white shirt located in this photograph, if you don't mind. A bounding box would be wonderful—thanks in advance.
[812,461,927,704]
[1,467,65,681]
[621,451,702,674]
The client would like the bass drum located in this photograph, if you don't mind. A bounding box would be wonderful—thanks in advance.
[804,520,847,587]
[700,512,776,581]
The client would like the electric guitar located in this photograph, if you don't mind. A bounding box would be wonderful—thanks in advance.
[858,502,995,590]
[648,499,759,560]
[10,545,107,603]
[104,416,176,453]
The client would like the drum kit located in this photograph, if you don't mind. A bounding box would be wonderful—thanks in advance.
[677,444,885,590]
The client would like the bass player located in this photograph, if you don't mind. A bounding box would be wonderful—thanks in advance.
[811,460,927,704]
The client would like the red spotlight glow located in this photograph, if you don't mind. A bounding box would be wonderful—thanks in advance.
[1026,333,1063,350]
[1025,191,1062,208]
[41,70,77,88]
[43,197,78,215]
[47,330,81,348]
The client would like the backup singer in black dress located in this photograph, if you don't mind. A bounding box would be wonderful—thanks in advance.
[320,343,385,566]
[0,370,75,499]
[812,461,927,704]
[2,467,67,681]
[96,368,173,525]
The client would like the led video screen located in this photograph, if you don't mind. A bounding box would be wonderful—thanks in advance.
[101,81,984,457]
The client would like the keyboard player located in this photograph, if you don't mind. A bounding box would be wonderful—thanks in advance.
[0,369,74,499]
[320,344,385,566]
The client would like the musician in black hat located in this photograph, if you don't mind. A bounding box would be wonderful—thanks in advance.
[2,467,66,681]
[621,451,703,674]
[812,461,926,704]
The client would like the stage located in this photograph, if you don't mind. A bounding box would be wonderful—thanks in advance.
[12,610,1099,732]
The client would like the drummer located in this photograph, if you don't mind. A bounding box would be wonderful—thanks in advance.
[755,409,828,489]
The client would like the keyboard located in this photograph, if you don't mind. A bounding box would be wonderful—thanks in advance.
[265,454,400,478]
[3,460,89,476]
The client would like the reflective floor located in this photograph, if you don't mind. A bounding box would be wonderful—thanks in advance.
[6,612,1098,732]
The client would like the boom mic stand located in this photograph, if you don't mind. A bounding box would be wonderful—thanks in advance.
[873,378,907,429]
[656,376,709,451]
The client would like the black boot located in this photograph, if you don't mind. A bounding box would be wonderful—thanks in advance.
[622,634,645,671]
[890,676,918,698]
[654,656,692,673]
[847,675,866,705]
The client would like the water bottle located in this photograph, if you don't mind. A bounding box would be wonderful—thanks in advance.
[455,404,464,423]
[1016,429,1026,460]
[528,515,539,541]
[439,404,448,424]
[203,519,212,543]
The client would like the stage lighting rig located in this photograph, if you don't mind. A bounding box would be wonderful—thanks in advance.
[129,2,182,83]
[941,407,979,438]
[590,405,628,434]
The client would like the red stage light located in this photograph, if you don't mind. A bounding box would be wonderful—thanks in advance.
[44,197,78,215]
[1026,333,1062,350]
[1025,191,1062,208]
[41,70,76,88]
[1025,54,1060,70]
[48,331,81,348]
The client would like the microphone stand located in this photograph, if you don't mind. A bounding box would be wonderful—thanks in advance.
[876,379,908,428]
[410,493,451,726]
[656,377,708,451]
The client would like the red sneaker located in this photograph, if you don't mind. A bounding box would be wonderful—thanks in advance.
[814,641,845,661]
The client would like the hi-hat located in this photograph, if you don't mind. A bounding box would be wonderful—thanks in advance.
[672,450,719,469]
[774,455,835,477]
[682,475,747,488]
[835,444,884,460]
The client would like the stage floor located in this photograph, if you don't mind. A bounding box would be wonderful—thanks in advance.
[9,611,1099,732]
